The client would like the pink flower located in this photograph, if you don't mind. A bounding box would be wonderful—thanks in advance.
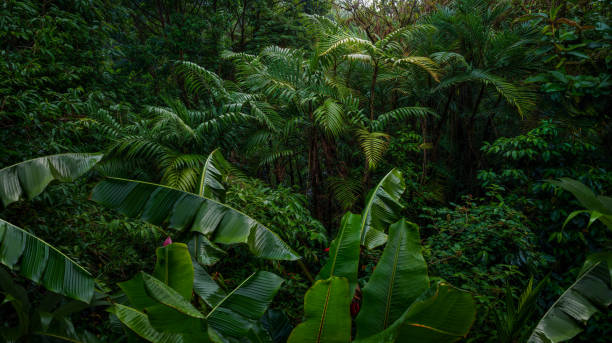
[163,236,173,246]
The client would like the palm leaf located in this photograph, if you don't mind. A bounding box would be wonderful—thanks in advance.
[372,107,437,131]
[90,178,299,261]
[527,260,612,343]
[0,153,103,207]
[287,277,351,343]
[0,219,94,303]
[357,129,390,170]
[355,219,429,339]
[360,169,406,249]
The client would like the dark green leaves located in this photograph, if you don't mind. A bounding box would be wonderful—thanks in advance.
[548,178,612,229]
[287,277,352,343]
[0,153,103,207]
[527,260,612,343]
[355,283,476,343]
[90,178,299,260]
[317,212,362,295]
[207,271,284,338]
[360,168,405,249]
[0,219,94,303]
[355,219,429,339]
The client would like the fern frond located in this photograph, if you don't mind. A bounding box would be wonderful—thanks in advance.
[392,56,441,82]
[372,107,437,131]
[313,98,346,138]
[357,129,390,170]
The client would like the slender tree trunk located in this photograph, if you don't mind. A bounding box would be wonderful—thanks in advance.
[369,61,379,121]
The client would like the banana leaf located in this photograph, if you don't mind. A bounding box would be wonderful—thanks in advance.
[548,178,612,229]
[188,233,227,267]
[0,218,94,303]
[316,212,361,295]
[192,259,227,308]
[355,219,429,339]
[207,271,284,339]
[109,304,184,343]
[287,277,351,343]
[354,282,476,343]
[0,153,103,207]
[198,148,232,201]
[90,178,299,260]
[360,168,405,249]
[527,260,612,343]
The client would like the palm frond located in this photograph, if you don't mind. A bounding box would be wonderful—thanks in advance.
[357,129,390,170]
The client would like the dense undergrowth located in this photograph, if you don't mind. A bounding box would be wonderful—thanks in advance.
[1,0,611,342]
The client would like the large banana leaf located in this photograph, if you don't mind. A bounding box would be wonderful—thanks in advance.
[120,244,193,309]
[316,212,361,295]
[152,243,194,300]
[548,178,612,229]
[198,148,232,201]
[116,244,210,343]
[192,260,227,308]
[0,219,94,303]
[0,153,103,207]
[0,268,104,343]
[287,277,351,343]
[109,304,183,343]
[188,233,227,267]
[360,168,405,249]
[207,271,284,339]
[90,178,299,260]
[527,260,612,343]
[355,282,476,343]
[355,219,429,339]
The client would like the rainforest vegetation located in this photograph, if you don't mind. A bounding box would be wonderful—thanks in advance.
[0,0,611,342]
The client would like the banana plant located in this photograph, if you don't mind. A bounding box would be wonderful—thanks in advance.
[0,268,107,342]
[0,153,103,208]
[359,168,405,249]
[527,253,612,343]
[90,149,299,263]
[0,153,102,303]
[111,242,285,342]
[548,177,612,229]
[289,218,476,342]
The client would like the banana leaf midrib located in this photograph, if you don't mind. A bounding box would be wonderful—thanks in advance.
[206,272,255,319]
[317,283,333,343]
[383,230,402,329]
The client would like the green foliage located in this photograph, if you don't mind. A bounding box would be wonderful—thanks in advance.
[0,153,103,207]
[528,257,612,343]
[0,268,106,343]
[113,243,285,342]
[90,177,299,261]
[422,197,546,341]
[293,215,476,342]
[224,178,328,264]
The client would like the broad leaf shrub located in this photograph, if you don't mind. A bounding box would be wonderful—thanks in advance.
[421,196,547,341]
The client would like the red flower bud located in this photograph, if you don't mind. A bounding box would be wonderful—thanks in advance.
[324,247,330,252]
[163,236,173,246]
[350,300,360,316]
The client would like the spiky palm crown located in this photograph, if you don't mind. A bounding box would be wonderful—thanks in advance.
[89,3,540,206]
